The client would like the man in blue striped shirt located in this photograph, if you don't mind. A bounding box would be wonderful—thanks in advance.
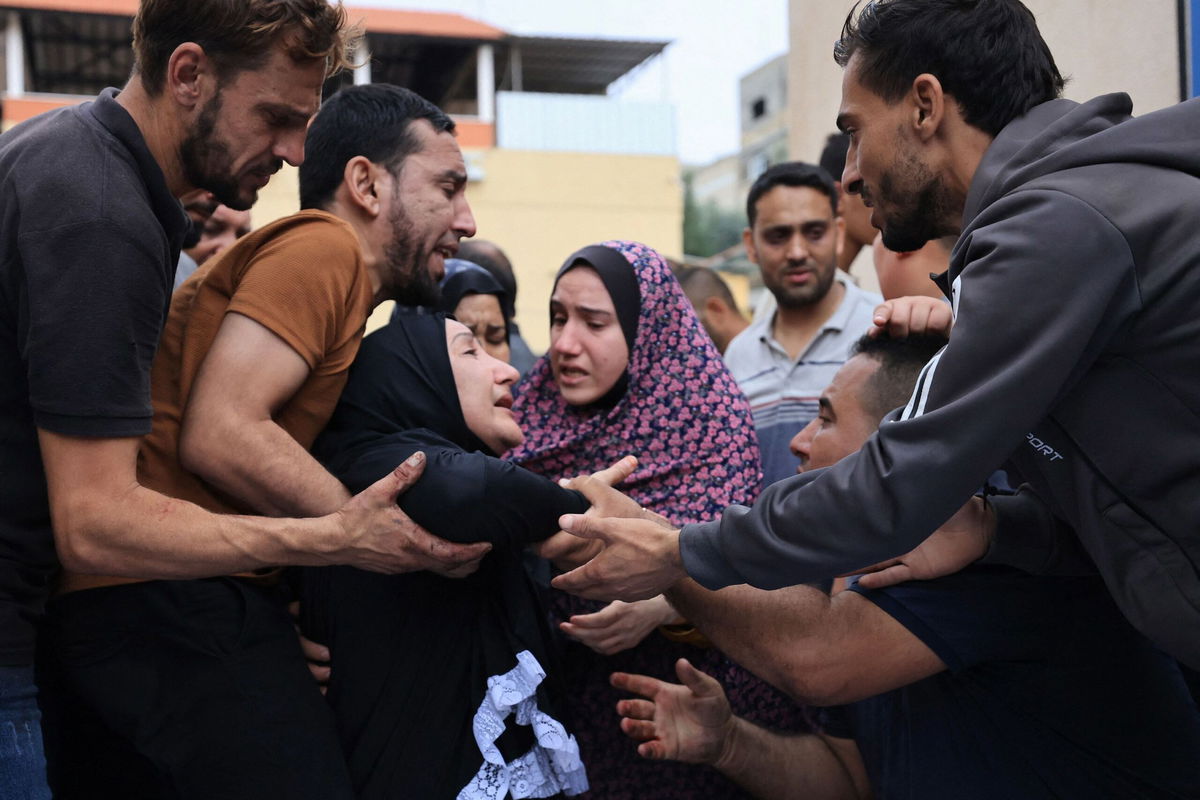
[724,162,881,485]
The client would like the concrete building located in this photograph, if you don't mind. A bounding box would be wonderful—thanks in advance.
[787,0,1193,172]
[688,153,741,215]
[0,1,682,351]
[738,53,788,193]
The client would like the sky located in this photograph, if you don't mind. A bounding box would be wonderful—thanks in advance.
[349,0,790,165]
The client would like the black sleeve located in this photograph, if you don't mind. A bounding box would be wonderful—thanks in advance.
[22,219,168,436]
[980,487,1096,575]
[845,567,1091,669]
[327,430,588,548]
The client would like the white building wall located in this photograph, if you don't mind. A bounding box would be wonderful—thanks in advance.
[787,0,1181,166]
[497,91,676,156]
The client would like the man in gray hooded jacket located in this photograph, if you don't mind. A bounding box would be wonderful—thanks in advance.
[552,0,1200,671]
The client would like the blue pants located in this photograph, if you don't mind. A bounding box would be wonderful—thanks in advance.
[0,665,51,800]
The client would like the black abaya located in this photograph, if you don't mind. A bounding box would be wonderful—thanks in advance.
[303,309,589,800]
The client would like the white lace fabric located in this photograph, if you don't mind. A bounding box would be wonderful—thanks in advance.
[457,650,589,799]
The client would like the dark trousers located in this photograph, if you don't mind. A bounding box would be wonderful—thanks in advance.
[38,578,353,800]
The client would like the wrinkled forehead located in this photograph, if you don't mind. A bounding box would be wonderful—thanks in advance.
[445,317,474,344]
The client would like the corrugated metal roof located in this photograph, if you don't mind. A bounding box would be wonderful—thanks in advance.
[0,4,668,103]
[19,8,133,95]
[510,35,668,95]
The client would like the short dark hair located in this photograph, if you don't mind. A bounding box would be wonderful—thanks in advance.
[851,331,948,421]
[818,133,850,184]
[457,240,516,317]
[133,0,356,96]
[746,162,838,228]
[834,0,1064,137]
[678,266,738,311]
[299,84,455,211]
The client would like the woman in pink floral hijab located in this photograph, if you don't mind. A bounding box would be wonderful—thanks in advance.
[510,240,760,521]
[509,240,813,799]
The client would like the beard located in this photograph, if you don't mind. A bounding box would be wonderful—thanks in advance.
[877,149,961,253]
[384,198,441,308]
[179,94,278,212]
[771,254,839,310]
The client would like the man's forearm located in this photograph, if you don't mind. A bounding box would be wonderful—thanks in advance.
[54,481,345,578]
[714,721,864,800]
[44,431,481,580]
[666,579,831,699]
[181,418,350,517]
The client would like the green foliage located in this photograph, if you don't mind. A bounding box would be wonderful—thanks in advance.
[682,174,744,258]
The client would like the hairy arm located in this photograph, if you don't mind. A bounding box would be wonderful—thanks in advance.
[666,578,944,706]
[717,722,869,800]
[42,434,488,578]
[179,312,350,517]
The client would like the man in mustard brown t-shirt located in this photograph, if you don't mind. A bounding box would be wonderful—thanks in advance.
[42,85,479,799]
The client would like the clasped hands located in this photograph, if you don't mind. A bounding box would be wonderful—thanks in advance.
[532,455,689,603]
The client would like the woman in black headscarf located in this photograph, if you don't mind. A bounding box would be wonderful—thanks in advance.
[303,308,590,800]
[436,258,512,363]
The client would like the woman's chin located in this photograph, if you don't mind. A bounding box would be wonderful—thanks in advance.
[556,382,602,407]
[492,423,525,453]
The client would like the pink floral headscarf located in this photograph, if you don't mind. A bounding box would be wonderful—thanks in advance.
[508,240,762,523]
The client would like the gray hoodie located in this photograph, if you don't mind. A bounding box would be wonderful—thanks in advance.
[680,94,1200,669]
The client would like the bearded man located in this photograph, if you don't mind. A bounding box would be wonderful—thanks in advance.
[0,3,422,797]
[41,83,481,799]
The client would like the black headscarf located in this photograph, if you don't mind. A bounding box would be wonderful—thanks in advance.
[304,308,589,799]
[317,306,488,458]
[436,258,512,338]
[553,244,642,407]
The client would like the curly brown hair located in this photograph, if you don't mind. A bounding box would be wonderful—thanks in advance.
[132,0,359,95]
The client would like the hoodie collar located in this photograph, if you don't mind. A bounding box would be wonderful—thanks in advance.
[961,93,1133,226]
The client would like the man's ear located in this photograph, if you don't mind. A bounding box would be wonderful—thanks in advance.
[165,43,210,111]
[742,226,758,265]
[704,295,727,319]
[910,73,945,142]
[343,156,382,217]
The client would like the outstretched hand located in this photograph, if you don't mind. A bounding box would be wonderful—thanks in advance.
[852,495,995,589]
[333,452,491,577]
[535,456,642,569]
[560,455,669,526]
[560,596,678,655]
[551,513,685,601]
[612,658,734,765]
[868,295,954,339]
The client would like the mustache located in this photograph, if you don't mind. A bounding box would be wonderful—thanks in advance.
[250,160,284,178]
